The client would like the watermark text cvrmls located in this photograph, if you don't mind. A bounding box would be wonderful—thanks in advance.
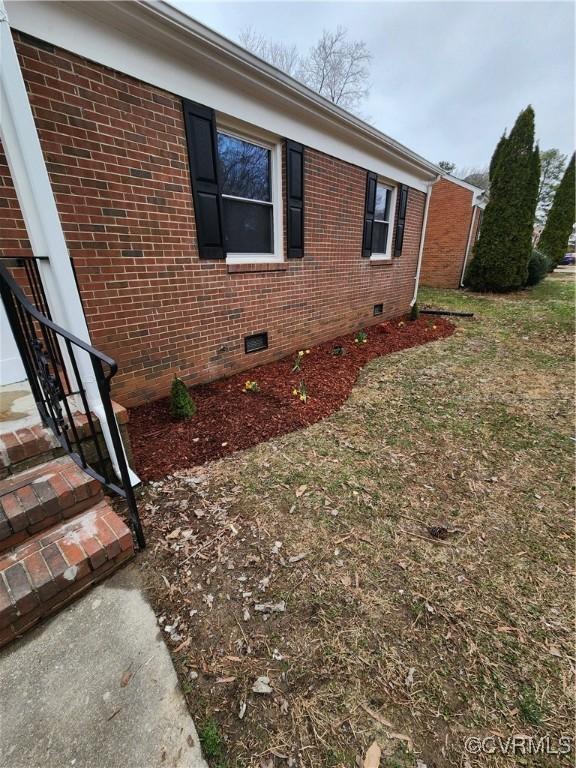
[464,735,573,756]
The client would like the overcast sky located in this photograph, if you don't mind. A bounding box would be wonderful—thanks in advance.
[173,1,575,172]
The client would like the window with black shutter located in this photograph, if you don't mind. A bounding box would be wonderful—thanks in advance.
[362,171,378,257]
[182,99,226,259]
[286,140,304,258]
[394,184,409,257]
[183,99,288,263]
[363,172,398,259]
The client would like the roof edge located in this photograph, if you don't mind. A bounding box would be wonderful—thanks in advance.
[137,0,441,179]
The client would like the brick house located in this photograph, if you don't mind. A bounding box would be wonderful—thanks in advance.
[420,175,486,289]
[0,0,458,640]
[0,0,445,409]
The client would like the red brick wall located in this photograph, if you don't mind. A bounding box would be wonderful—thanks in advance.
[0,32,425,406]
[420,177,475,289]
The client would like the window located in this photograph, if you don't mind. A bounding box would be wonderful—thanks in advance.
[217,130,282,261]
[372,182,395,258]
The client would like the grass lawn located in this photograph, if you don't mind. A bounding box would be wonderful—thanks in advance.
[137,274,574,767]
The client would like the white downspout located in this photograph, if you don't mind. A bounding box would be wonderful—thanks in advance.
[410,174,439,307]
[460,205,477,288]
[0,4,139,486]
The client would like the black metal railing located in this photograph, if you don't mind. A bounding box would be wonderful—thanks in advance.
[0,258,145,549]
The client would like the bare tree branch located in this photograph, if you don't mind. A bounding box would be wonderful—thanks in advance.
[239,27,302,78]
[238,25,372,115]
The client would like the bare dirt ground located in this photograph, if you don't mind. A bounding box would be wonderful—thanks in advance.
[132,275,575,768]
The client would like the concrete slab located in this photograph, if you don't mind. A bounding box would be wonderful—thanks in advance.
[0,381,39,434]
[0,563,207,768]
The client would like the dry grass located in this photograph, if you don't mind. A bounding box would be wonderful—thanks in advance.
[135,275,575,767]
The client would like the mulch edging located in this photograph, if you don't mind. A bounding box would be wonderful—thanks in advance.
[128,316,455,480]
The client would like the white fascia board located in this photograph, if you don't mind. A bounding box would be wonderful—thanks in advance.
[5,0,438,192]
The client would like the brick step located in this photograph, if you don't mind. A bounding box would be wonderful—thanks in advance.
[0,456,103,553]
[0,401,129,479]
[0,499,134,647]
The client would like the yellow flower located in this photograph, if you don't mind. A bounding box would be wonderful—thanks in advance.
[305,349,310,354]
[398,321,405,327]
[363,338,367,343]
[292,388,298,396]
[432,324,437,330]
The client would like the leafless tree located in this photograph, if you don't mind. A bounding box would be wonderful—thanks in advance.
[456,166,490,191]
[239,26,372,114]
[239,27,302,79]
[300,27,371,111]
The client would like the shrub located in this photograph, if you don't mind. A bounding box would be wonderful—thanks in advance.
[332,345,346,356]
[354,330,368,344]
[410,303,420,321]
[525,250,550,286]
[170,376,195,420]
[243,380,259,393]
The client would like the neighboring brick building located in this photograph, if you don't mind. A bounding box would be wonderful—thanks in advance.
[1,1,442,406]
[420,176,485,289]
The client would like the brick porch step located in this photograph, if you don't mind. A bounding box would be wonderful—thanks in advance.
[0,456,103,553]
[0,401,129,479]
[0,499,134,647]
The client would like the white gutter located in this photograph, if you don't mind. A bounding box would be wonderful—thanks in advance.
[411,175,440,306]
[0,2,139,486]
[460,206,478,287]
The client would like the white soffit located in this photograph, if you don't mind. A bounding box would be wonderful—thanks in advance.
[5,0,439,192]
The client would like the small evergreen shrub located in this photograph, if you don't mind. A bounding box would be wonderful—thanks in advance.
[170,376,196,420]
[525,250,550,286]
[410,303,420,321]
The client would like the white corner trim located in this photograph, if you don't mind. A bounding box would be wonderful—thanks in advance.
[0,10,140,484]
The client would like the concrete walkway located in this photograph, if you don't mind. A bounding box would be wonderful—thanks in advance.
[0,564,207,768]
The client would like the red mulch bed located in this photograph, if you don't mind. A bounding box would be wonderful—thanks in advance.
[128,316,455,480]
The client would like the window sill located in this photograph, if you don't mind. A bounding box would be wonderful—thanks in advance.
[370,255,393,266]
[227,262,288,274]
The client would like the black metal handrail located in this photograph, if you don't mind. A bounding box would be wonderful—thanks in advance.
[0,260,145,549]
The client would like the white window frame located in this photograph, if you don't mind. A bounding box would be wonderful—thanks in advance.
[371,181,397,261]
[216,120,283,264]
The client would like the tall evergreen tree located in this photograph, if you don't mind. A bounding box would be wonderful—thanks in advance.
[465,106,539,292]
[538,153,575,270]
[489,132,508,181]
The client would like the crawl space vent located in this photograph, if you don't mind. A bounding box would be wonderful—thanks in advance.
[244,331,268,354]
[373,303,384,316]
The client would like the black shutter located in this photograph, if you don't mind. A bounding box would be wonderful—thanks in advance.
[394,184,409,257]
[286,140,304,258]
[182,99,226,259]
[362,171,378,257]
